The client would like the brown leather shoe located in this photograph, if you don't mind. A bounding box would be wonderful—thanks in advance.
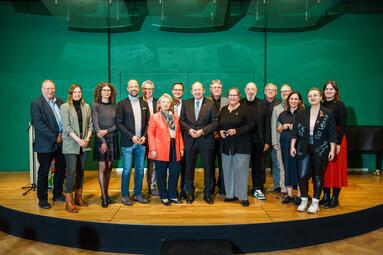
[74,188,88,207]
[65,193,78,213]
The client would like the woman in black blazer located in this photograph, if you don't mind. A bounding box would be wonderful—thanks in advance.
[290,87,336,214]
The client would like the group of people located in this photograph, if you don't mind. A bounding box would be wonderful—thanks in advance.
[31,78,348,214]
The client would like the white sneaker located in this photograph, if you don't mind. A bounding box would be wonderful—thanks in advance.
[297,197,308,212]
[253,190,266,200]
[307,198,320,214]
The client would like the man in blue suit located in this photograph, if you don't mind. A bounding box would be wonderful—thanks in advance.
[30,80,66,209]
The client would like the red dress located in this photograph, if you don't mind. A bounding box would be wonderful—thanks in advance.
[324,133,348,188]
[323,99,348,188]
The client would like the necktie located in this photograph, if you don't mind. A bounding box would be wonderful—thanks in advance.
[50,100,62,132]
[195,100,201,120]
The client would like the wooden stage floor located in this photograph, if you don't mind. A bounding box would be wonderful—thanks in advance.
[0,170,382,226]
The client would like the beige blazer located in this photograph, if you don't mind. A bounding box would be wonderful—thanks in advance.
[61,102,93,154]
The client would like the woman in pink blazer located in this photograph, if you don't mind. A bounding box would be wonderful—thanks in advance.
[148,93,184,206]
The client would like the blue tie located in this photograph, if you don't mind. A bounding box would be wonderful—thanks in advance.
[195,100,201,120]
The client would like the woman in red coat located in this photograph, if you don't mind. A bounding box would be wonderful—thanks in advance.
[148,93,184,206]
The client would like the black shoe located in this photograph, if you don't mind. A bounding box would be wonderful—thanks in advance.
[170,198,183,204]
[324,197,339,209]
[52,194,65,202]
[240,200,250,207]
[224,197,238,202]
[281,196,293,204]
[107,196,115,204]
[161,199,171,206]
[319,188,331,207]
[293,196,302,206]
[203,194,214,205]
[186,193,195,204]
[181,192,188,200]
[274,187,281,193]
[101,197,108,208]
[38,200,52,209]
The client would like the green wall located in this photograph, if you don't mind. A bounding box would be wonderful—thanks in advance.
[1,2,382,171]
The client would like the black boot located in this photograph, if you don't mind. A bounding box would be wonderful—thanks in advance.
[319,187,331,207]
[324,188,340,209]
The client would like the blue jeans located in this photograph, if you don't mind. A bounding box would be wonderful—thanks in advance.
[121,145,146,197]
[271,149,281,190]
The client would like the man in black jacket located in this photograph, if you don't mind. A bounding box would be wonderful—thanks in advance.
[241,82,270,200]
[30,80,66,209]
[180,82,219,204]
[116,80,150,205]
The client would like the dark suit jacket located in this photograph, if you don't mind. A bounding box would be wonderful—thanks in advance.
[30,95,64,153]
[116,97,150,147]
[292,106,337,161]
[241,97,270,146]
[180,97,219,150]
[140,96,158,114]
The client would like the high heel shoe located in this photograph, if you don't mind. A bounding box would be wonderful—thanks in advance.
[101,197,108,208]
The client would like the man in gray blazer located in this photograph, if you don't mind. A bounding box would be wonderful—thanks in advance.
[30,80,66,209]
[208,79,228,196]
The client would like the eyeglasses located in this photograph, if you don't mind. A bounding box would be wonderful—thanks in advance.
[281,90,291,93]
[143,88,153,91]
[228,94,239,97]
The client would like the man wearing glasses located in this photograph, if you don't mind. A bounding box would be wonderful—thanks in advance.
[140,80,159,197]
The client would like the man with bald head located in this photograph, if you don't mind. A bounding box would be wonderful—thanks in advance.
[31,80,66,209]
[241,82,270,200]
[180,81,219,204]
[116,79,151,205]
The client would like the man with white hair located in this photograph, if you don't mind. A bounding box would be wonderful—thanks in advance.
[241,82,270,200]
[31,80,66,209]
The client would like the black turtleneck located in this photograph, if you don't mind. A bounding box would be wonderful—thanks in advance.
[73,100,83,135]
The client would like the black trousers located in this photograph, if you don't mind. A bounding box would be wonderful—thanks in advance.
[250,141,266,191]
[213,139,225,193]
[184,148,214,196]
[297,150,327,199]
[37,149,66,201]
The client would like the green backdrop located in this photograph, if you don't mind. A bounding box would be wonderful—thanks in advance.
[1,2,382,171]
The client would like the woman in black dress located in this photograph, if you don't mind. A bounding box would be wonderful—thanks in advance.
[278,91,304,204]
[93,82,120,208]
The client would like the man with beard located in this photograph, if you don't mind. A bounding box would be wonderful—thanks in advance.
[116,80,150,205]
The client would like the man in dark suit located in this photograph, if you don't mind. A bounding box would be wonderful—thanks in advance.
[241,82,270,200]
[180,81,219,204]
[171,82,187,199]
[140,80,159,196]
[30,80,66,209]
[207,79,228,196]
[116,79,150,205]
